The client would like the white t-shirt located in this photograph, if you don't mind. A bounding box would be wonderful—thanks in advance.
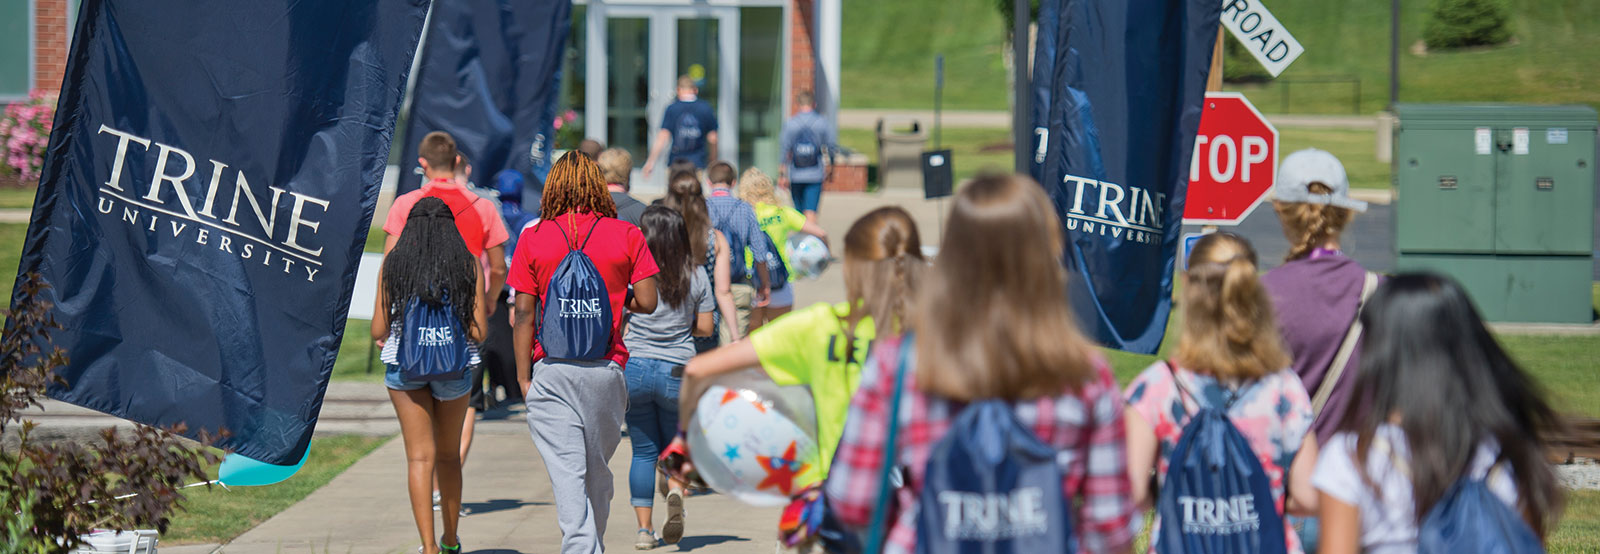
[1311,424,1519,553]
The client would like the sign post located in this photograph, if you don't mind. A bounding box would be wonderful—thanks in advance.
[1183,92,1278,226]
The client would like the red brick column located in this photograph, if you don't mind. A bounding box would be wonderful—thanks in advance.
[788,0,816,116]
[34,0,70,94]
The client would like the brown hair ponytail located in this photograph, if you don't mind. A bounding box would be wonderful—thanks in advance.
[1274,182,1354,261]
[1176,232,1291,379]
[841,207,924,341]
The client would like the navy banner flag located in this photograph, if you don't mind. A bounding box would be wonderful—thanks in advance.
[396,0,572,208]
[1030,0,1220,354]
[14,0,429,464]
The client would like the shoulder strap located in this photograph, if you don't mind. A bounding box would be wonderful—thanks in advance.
[865,335,914,554]
[577,217,603,251]
[1312,271,1379,417]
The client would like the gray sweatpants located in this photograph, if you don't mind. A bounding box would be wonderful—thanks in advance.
[525,358,628,554]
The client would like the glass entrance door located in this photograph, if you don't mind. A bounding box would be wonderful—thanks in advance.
[588,6,739,192]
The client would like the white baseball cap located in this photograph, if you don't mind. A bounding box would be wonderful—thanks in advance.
[1274,148,1368,212]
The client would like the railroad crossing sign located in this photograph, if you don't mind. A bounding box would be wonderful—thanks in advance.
[1184,92,1278,226]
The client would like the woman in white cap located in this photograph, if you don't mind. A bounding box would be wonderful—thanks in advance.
[1259,148,1374,551]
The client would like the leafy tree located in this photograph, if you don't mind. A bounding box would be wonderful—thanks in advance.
[0,276,219,553]
[1424,0,1513,49]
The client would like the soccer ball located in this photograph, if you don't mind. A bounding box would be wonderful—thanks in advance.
[785,233,831,281]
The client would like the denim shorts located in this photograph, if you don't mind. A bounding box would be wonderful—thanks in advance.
[769,283,795,307]
[384,363,475,401]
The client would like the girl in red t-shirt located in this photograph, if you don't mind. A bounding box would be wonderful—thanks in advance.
[506,151,659,552]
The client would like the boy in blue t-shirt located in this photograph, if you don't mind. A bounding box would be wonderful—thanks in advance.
[644,75,719,177]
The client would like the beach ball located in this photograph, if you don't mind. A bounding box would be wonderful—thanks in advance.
[686,370,821,506]
[786,233,831,281]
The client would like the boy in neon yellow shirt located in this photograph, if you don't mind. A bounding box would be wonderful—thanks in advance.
[736,169,828,330]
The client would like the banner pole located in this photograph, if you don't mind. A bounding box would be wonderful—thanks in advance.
[1013,0,1031,173]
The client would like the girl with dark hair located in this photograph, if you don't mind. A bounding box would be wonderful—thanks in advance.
[660,169,739,347]
[508,151,660,553]
[622,206,717,549]
[1124,232,1319,553]
[371,197,487,554]
[1313,273,1564,553]
[824,175,1138,553]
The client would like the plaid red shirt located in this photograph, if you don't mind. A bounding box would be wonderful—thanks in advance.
[823,336,1139,554]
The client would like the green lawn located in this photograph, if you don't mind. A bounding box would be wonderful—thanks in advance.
[841,0,1600,114]
[841,0,1010,110]
[163,435,389,544]
[1227,0,1600,114]
[0,223,28,300]
[1279,127,1390,190]
[0,187,38,210]
[332,318,384,383]
[1552,490,1600,552]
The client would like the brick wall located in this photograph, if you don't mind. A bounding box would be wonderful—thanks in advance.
[788,0,815,116]
[34,0,70,94]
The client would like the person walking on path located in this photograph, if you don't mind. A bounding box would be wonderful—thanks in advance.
[509,152,660,554]
[622,206,717,549]
[384,132,510,514]
[1124,232,1319,553]
[735,167,827,331]
[678,205,925,485]
[1261,148,1377,449]
[1312,273,1565,553]
[823,175,1138,553]
[661,170,739,350]
[704,162,772,344]
[643,76,718,177]
[778,90,835,224]
[372,197,488,554]
[600,148,648,227]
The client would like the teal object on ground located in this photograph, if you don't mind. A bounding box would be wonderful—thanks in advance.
[218,449,310,486]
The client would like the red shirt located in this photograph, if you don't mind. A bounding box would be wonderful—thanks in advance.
[507,211,659,366]
[384,179,510,257]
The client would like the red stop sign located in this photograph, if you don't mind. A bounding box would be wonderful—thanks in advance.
[1183,92,1277,225]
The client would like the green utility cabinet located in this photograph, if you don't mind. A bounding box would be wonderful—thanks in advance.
[1393,104,1596,324]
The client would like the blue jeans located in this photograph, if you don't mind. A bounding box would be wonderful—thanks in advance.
[624,356,682,508]
[790,181,823,213]
[1289,516,1320,554]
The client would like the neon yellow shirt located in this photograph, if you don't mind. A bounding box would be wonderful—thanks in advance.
[749,301,875,477]
[747,202,808,276]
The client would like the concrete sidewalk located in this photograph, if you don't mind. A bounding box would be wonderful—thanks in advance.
[209,409,785,554]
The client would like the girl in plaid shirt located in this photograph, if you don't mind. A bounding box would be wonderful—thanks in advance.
[823,175,1139,554]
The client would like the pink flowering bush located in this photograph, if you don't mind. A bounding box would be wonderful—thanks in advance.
[0,91,58,186]
[554,109,583,148]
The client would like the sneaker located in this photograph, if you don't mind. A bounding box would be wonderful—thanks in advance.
[432,490,441,512]
[635,528,657,550]
[439,538,461,554]
[662,488,685,544]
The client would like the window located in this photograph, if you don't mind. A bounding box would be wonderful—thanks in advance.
[0,0,33,100]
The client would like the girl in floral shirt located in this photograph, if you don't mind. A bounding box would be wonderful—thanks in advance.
[1123,232,1320,553]
[824,175,1138,554]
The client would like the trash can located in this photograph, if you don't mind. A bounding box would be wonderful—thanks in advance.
[1392,104,1596,323]
[876,118,927,191]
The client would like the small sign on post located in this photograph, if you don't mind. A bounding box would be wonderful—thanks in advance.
[1220,0,1303,77]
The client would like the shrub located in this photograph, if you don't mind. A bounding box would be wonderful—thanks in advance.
[1424,0,1513,50]
[1222,38,1272,83]
[0,92,56,186]
[0,275,220,553]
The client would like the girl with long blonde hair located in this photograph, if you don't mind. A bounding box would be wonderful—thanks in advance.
[734,168,828,329]
[1124,232,1319,553]
[822,174,1138,552]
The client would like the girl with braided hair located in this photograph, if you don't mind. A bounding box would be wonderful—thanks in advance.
[507,150,659,553]
[1259,148,1376,448]
[371,196,487,554]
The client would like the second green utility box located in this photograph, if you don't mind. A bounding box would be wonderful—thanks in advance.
[1393,104,1596,324]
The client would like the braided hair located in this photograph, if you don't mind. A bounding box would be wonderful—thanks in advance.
[541,150,618,220]
[381,197,479,335]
